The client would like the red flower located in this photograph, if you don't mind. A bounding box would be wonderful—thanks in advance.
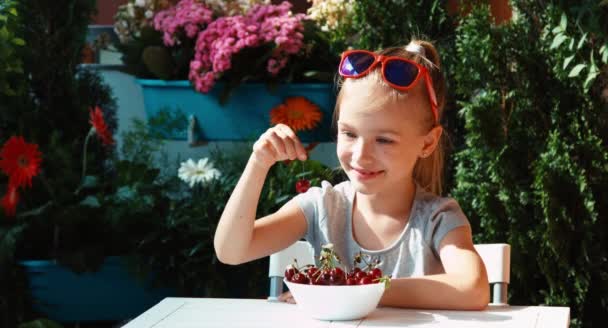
[1,186,19,217]
[0,136,42,189]
[270,97,322,132]
[89,106,114,146]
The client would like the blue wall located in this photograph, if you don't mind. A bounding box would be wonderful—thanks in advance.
[97,67,341,174]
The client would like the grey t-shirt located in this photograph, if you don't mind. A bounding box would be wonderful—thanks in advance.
[294,180,470,278]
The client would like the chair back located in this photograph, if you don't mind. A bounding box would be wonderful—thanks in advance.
[268,241,315,301]
[474,243,511,305]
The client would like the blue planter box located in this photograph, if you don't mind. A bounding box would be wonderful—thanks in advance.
[20,257,174,323]
[136,80,336,142]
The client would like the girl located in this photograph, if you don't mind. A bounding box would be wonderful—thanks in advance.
[214,40,489,310]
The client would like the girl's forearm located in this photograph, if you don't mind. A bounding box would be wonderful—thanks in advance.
[213,155,271,265]
[380,273,489,310]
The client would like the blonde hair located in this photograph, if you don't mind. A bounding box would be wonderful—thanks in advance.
[333,39,449,195]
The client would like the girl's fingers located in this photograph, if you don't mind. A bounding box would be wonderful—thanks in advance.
[277,291,296,304]
[266,130,287,161]
[276,124,307,161]
[274,127,298,160]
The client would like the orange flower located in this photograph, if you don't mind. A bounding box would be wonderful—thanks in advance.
[0,136,42,189]
[89,106,115,146]
[1,186,19,217]
[270,97,322,132]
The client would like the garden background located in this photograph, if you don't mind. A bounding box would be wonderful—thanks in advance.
[0,1,606,328]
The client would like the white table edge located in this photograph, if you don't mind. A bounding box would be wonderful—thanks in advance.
[122,298,186,328]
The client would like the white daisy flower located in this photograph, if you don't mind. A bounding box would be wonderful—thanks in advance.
[178,158,221,187]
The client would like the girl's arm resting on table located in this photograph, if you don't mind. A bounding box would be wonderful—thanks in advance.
[379,225,490,310]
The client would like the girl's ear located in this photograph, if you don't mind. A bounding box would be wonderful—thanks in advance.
[419,126,443,158]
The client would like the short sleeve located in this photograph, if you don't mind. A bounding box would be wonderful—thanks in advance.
[428,198,471,256]
[293,185,324,247]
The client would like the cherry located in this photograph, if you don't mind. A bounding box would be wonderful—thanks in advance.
[354,271,368,281]
[306,267,318,280]
[359,276,373,285]
[291,273,309,284]
[346,277,358,285]
[330,267,345,278]
[284,266,298,281]
[295,179,311,193]
[369,268,383,281]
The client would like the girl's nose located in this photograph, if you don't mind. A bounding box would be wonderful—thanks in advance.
[352,138,373,165]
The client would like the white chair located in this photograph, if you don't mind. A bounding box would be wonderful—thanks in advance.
[268,241,315,301]
[474,243,511,305]
[268,241,511,305]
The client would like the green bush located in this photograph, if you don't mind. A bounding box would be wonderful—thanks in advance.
[452,2,608,327]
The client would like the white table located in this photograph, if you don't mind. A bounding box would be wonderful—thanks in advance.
[122,298,570,328]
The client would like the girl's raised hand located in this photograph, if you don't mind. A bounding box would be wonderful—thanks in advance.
[251,124,308,169]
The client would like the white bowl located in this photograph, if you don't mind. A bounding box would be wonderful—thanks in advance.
[284,279,385,321]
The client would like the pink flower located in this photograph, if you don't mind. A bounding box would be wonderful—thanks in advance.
[189,1,306,92]
[154,0,214,47]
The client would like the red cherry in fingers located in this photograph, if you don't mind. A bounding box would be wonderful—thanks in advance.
[295,179,311,193]
[359,276,373,285]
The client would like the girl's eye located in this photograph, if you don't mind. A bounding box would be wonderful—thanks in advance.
[377,137,394,144]
[341,131,356,138]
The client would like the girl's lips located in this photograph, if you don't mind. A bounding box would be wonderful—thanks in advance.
[352,168,384,180]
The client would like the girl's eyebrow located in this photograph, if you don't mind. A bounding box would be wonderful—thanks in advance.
[337,122,401,136]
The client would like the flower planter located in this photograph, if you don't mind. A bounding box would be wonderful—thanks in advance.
[136,80,336,142]
[20,256,174,323]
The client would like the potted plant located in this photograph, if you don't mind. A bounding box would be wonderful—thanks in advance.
[113,0,339,142]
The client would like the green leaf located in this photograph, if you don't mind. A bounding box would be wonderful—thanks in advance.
[115,186,136,201]
[550,34,567,49]
[81,175,98,189]
[80,196,101,208]
[563,55,575,70]
[583,65,600,89]
[559,13,567,30]
[12,37,24,46]
[601,44,608,63]
[551,26,563,34]
[576,33,588,50]
[568,64,586,77]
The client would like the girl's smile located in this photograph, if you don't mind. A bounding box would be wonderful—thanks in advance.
[350,166,385,181]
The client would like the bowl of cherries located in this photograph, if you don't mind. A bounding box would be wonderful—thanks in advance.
[283,244,390,321]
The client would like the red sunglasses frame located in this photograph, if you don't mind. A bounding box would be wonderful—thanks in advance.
[339,50,439,122]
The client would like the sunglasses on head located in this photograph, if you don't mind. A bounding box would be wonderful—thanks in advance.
[338,49,439,122]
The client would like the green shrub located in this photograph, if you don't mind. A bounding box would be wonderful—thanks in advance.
[452,3,608,327]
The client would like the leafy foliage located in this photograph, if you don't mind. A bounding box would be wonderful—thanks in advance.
[452,2,608,327]
[0,0,120,326]
[128,137,344,298]
[349,0,454,51]
[0,0,25,97]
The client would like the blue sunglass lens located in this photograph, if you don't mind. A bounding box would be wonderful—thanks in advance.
[385,60,418,87]
[341,53,375,76]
